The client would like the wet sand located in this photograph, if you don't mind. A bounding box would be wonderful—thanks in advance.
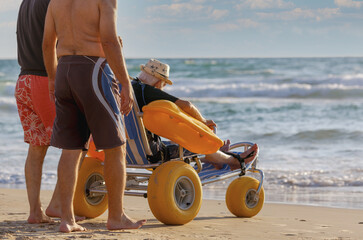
[0,188,362,239]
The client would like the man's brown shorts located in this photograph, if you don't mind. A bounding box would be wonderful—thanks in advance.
[51,55,126,150]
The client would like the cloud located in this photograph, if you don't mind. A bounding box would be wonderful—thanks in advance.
[147,2,228,20]
[147,3,206,17]
[237,0,294,10]
[334,0,363,8]
[210,9,229,20]
[212,18,260,31]
[0,21,16,28]
[257,8,340,21]
[0,0,21,12]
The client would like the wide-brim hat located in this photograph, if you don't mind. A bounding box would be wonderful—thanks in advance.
[140,59,173,85]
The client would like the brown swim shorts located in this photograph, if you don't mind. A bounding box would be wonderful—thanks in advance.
[51,55,126,150]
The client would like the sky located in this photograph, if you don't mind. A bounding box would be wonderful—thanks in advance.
[0,0,363,58]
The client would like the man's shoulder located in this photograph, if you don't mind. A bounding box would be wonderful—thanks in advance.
[20,0,50,10]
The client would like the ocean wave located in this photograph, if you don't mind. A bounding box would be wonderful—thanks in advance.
[0,97,17,112]
[226,68,275,76]
[287,129,363,141]
[184,59,219,66]
[2,68,363,100]
[0,81,15,96]
[255,129,363,143]
[265,169,363,188]
[167,81,363,99]
[0,171,57,186]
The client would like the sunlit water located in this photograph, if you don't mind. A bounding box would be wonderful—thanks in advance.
[1,58,363,209]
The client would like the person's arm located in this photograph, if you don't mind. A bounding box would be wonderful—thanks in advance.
[42,3,57,102]
[99,0,133,115]
[175,99,216,128]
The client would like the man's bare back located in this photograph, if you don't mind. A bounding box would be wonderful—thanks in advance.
[43,0,133,115]
[48,0,106,57]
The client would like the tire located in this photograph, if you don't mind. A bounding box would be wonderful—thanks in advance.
[226,176,264,217]
[147,161,202,225]
[73,157,108,218]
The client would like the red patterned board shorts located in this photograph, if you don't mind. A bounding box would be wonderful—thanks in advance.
[15,75,56,146]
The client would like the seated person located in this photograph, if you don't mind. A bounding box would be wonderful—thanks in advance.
[132,59,258,170]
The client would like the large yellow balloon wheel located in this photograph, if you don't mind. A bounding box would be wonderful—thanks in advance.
[147,161,202,225]
[226,176,264,217]
[73,157,108,218]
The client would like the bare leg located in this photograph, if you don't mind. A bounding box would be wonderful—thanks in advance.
[57,149,86,233]
[202,150,234,169]
[104,145,146,230]
[203,144,259,170]
[25,144,53,224]
[46,151,87,222]
[46,182,86,222]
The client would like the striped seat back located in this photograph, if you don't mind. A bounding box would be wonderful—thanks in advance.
[124,94,152,165]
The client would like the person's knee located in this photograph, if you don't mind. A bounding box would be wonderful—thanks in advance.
[59,149,83,163]
[104,145,122,154]
[28,144,49,160]
[104,145,127,165]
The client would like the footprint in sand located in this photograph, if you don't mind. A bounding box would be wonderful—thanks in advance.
[284,233,297,237]
[7,213,26,215]
[79,235,93,238]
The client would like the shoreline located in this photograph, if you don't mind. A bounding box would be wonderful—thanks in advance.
[1,188,362,239]
[2,184,362,211]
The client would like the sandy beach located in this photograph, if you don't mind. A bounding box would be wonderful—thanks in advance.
[0,188,362,239]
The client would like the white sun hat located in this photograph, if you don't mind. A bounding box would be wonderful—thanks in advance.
[140,59,173,85]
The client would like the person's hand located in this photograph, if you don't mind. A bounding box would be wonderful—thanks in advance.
[48,78,55,102]
[204,119,217,129]
[119,84,133,116]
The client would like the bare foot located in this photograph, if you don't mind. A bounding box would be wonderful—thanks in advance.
[107,213,146,230]
[240,144,259,165]
[28,211,54,224]
[219,139,231,152]
[59,220,87,233]
[230,144,259,170]
[46,206,86,222]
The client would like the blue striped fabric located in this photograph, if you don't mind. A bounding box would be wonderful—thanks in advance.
[101,65,120,116]
[196,163,232,181]
[116,83,150,165]
[124,106,150,165]
[92,58,125,141]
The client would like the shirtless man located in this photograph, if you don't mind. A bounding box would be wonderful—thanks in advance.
[42,0,146,233]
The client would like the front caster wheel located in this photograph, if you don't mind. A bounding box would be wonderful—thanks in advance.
[226,176,264,217]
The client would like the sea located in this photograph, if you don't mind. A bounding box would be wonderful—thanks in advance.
[1,57,363,210]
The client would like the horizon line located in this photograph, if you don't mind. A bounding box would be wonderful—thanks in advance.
[1,55,363,60]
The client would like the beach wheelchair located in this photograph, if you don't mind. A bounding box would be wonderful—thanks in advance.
[73,99,265,225]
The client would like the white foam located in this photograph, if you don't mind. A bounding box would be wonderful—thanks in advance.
[167,81,363,99]
[0,97,17,111]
